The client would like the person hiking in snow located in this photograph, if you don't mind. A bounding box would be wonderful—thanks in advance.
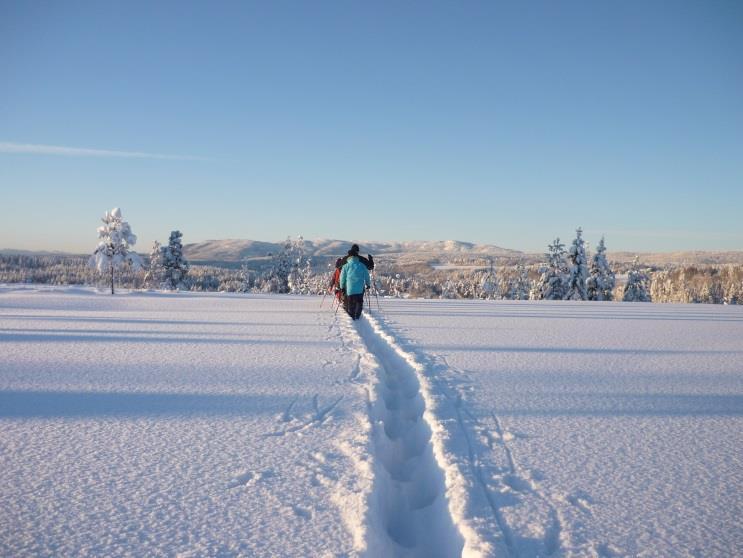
[340,249,371,320]
[340,244,374,271]
[328,258,344,303]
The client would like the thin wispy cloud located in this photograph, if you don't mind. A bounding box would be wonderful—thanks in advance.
[0,142,209,161]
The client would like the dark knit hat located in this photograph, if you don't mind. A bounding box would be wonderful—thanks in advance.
[350,244,360,254]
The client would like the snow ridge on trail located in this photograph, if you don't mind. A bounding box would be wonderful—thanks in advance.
[339,311,494,557]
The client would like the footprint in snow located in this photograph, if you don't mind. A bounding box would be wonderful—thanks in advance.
[567,490,594,514]
[309,451,327,464]
[228,469,275,489]
[529,469,547,482]
[228,471,255,489]
[596,542,623,557]
[292,504,313,520]
[301,451,339,486]
[503,473,534,493]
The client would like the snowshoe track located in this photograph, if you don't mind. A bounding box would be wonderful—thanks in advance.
[350,313,466,558]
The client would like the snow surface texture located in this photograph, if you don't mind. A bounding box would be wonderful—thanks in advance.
[0,287,372,557]
[1,286,742,557]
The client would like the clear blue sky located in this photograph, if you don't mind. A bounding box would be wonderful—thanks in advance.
[1,1,742,253]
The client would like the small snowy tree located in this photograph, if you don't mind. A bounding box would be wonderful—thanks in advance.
[262,236,311,294]
[538,238,568,300]
[144,240,164,289]
[287,239,313,295]
[587,236,616,301]
[508,264,531,300]
[161,230,190,290]
[565,227,588,301]
[89,207,142,294]
[529,278,542,301]
[480,260,497,299]
[239,261,254,293]
[289,257,313,295]
[623,257,651,302]
[724,278,742,305]
[441,279,458,299]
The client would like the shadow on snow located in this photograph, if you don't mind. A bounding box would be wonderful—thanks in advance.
[0,390,298,418]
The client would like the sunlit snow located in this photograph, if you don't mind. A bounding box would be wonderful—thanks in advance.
[1,286,741,557]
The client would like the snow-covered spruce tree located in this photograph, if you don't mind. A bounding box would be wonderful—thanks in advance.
[144,241,164,289]
[262,236,310,294]
[89,207,142,294]
[725,281,742,305]
[623,257,651,302]
[441,279,458,299]
[587,236,616,301]
[480,260,498,300]
[538,238,568,300]
[721,265,743,305]
[564,227,588,301]
[528,278,542,301]
[509,264,531,300]
[239,261,254,293]
[288,251,313,295]
[160,231,190,290]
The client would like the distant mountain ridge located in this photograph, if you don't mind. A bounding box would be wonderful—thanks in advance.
[2,242,742,266]
[183,238,521,261]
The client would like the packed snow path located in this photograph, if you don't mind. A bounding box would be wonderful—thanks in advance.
[340,313,466,557]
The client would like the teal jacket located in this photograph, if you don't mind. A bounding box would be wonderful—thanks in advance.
[340,256,371,296]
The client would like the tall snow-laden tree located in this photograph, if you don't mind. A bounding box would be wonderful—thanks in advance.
[441,279,458,299]
[287,237,313,295]
[623,257,651,302]
[89,207,142,294]
[480,260,497,299]
[262,236,310,294]
[239,261,254,293]
[144,240,164,289]
[587,236,616,301]
[725,282,742,305]
[161,230,190,290]
[565,227,588,301]
[509,263,531,300]
[539,238,568,300]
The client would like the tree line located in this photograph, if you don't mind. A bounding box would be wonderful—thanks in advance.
[1,208,740,304]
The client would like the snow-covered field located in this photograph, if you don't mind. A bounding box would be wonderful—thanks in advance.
[1,286,741,557]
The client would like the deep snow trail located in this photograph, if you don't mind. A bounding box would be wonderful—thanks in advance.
[338,311,497,558]
[346,311,574,558]
[354,314,464,557]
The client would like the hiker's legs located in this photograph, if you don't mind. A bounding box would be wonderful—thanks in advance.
[354,294,364,319]
[348,294,363,320]
[346,294,356,318]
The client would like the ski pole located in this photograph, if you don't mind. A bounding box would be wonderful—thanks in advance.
[372,271,381,311]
